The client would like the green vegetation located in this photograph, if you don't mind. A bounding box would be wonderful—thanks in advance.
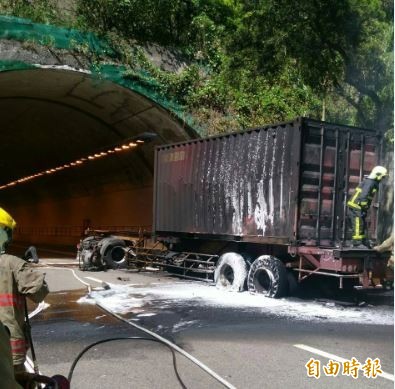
[0,0,65,25]
[0,0,392,135]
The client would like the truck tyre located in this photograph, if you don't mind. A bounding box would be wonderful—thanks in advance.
[100,238,127,269]
[80,249,93,270]
[247,255,287,298]
[214,252,247,292]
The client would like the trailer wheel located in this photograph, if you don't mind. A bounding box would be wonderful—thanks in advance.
[247,255,287,298]
[214,252,247,292]
[101,238,127,269]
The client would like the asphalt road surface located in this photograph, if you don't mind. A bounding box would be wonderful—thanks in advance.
[26,258,394,389]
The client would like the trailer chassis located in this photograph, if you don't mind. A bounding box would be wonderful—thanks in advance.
[126,244,388,290]
[128,247,218,282]
[289,246,388,289]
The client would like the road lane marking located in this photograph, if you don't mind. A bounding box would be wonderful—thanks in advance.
[294,344,394,381]
[84,276,103,283]
[43,262,78,265]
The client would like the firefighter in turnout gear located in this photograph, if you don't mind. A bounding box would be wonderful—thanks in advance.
[0,320,22,388]
[347,166,388,248]
[0,208,49,372]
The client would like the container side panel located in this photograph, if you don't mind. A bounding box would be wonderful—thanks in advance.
[155,122,301,242]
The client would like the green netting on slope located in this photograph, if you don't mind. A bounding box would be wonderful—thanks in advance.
[0,60,36,72]
[91,64,184,118]
[90,64,199,131]
[0,59,201,133]
[0,15,115,56]
[0,15,202,134]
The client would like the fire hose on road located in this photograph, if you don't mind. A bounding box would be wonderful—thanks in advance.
[36,266,237,389]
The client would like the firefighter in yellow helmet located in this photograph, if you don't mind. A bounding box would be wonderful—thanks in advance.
[0,208,49,372]
[347,166,388,248]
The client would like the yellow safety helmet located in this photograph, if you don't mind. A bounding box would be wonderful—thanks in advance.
[368,166,388,181]
[0,208,16,230]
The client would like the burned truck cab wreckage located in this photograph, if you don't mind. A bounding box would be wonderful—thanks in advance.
[78,118,390,297]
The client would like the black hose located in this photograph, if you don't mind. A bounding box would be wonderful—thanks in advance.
[67,336,187,389]
[24,299,39,374]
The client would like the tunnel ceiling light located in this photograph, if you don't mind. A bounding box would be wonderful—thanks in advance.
[0,132,157,191]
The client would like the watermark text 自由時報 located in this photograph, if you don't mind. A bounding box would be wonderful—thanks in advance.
[306,357,382,379]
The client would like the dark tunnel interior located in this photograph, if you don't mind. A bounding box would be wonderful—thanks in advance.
[0,68,195,246]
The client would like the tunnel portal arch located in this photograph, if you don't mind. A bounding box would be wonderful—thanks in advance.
[0,16,199,246]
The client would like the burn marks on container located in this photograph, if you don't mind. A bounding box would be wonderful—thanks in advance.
[154,119,380,247]
[155,122,298,240]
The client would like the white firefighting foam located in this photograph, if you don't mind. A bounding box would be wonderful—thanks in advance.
[78,281,393,326]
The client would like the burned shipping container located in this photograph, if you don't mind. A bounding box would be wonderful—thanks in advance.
[154,117,381,248]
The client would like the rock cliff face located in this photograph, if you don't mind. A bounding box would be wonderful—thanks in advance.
[0,37,187,75]
[0,39,90,69]
[140,42,187,73]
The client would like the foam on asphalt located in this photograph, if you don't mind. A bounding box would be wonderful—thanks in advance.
[78,281,394,327]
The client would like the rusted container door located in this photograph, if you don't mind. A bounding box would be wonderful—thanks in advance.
[298,120,379,246]
[154,122,302,243]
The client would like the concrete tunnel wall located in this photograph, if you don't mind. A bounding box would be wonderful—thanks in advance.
[11,185,153,246]
[0,17,199,248]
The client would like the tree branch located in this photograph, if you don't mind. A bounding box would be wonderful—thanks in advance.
[344,74,382,107]
[336,84,368,125]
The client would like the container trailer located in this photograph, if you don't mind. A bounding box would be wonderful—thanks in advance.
[78,117,389,297]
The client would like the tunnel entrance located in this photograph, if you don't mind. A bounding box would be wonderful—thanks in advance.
[0,67,196,247]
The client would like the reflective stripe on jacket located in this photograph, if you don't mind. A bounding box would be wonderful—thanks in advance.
[0,254,49,365]
[0,294,25,308]
[347,178,379,210]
